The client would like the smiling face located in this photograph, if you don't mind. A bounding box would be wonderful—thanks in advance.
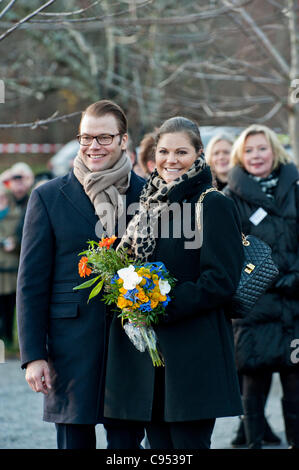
[79,113,128,172]
[155,132,198,183]
[211,139,232,178]
[242,133,274,178]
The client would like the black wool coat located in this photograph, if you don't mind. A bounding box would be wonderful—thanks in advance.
[104,167,244,422]
[224,163,299,373]
[16,170,145,424]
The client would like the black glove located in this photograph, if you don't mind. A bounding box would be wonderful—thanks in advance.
[275,272,299,296]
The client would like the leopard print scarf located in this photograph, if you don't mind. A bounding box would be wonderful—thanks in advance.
[118,152,206,262]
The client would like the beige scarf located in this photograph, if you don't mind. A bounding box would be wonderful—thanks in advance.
[73,151,132,236]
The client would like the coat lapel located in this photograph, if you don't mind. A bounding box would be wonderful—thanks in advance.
[59,170,145,235]
[59,171,98,228]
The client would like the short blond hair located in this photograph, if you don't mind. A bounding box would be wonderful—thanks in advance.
[205,133,235,167]
[231,124,292,170]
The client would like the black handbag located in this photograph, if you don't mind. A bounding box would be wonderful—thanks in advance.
[196,188,279,318]
[231,233,279,317]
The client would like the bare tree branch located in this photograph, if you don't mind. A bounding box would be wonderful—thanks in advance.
[0,111,82,129]
[0,0,17,21]
[221,0,290,76]
[37,0,102,17]
[0,1,253,31]
[255,102,283,122]
[0,0,56,42]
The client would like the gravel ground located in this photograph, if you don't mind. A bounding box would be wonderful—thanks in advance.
[0,359,288,449]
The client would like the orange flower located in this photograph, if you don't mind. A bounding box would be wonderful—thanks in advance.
[78,256,92,278]
[99,235,117,250]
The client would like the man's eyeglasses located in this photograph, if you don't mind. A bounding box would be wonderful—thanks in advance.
[77,133,122,146]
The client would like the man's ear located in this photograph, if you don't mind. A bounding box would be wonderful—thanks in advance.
[120,133,128,151]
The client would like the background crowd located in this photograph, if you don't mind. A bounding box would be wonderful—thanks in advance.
[0,120,298,449]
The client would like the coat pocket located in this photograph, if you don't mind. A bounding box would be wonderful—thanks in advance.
[49,302,79,319]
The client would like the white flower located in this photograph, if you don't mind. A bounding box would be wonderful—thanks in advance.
[117,265,142,290]
[159,279,171,296]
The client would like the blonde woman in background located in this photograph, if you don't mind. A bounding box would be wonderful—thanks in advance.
[224,124,299,449]
[205,133,234,190]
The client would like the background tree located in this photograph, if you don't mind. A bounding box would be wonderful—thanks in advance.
[0,0,298,163]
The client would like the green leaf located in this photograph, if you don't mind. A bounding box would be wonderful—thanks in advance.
[88,279,104,303]
[73,275,101,290]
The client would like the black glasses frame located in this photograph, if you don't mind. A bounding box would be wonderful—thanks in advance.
[77,133,122,146]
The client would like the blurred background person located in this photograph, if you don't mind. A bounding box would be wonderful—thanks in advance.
[205,133,234,190]
[6,163,34,245]
[8,162,34,210]
[224,124,299,449]
[0,181,22,346]
[137,131,157,179]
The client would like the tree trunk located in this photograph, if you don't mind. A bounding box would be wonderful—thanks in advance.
[288,0,299,166]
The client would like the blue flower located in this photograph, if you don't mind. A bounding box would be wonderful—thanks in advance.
[143,277,154,290]
[138,301,152,312]
[111,274,119,284]
[124,288,138,301]
[162,295,171,307]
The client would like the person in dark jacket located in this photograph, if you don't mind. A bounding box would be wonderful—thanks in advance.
[17,100,145,449]
[0,182,22,345]
[103,116,244,449]
[224,124,299,449]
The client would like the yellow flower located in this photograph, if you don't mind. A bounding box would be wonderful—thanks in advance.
[151,292,161,302]
[119,287,127,294]
[150,300,159,309]
[117,296,128,309]
[137,288,149,303]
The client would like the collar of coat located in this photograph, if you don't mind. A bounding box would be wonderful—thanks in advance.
[167,165,213,204]
[59,169,145,229]
[227,163,299,211]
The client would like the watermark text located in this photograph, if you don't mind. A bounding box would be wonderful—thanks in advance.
[94,197,203,250]
[290,339,299,364]
[290,79,299,104]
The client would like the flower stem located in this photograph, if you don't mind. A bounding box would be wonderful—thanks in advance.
[140,326,164,367]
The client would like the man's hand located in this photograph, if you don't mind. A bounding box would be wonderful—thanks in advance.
[25,359,52,395]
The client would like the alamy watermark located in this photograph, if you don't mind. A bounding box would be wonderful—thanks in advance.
[0,339,5,363]
[94,197,203,250]
[290,79,299,104]
[290,339,299,364]
[0,80,4,103]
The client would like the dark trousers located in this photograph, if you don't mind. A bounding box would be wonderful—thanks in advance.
[242,369,299,401]
[0,293,15,343]
[145,366,215,449]
[145,418,215,449]
[55,422,145,449]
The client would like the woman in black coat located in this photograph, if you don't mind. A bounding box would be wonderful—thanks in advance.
[224,124,299,449]
[104,117,244,449]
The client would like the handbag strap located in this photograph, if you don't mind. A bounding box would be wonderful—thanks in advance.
[196,187,220,232]
[196,186,248,245]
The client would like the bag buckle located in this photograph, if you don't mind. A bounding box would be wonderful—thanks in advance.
[245,263,255,274]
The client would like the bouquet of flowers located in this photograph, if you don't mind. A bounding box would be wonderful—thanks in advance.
[74,236,176,367]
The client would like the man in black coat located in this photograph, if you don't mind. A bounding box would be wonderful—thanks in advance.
[17,100,145,449]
